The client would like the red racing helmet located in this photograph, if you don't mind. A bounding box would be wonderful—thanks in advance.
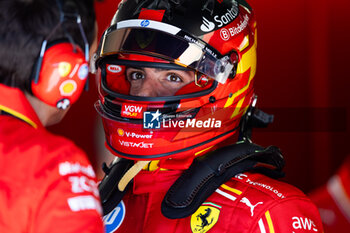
[95,0,258,169]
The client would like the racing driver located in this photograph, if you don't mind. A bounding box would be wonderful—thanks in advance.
[94,0,324,232]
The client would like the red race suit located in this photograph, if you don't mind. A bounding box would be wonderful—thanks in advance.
[103,168,324,233]
[0,84,104,233]
[309,156,350,233]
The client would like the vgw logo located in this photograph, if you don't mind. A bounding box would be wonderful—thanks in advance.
[121,104,144,119]
[143,110,161,129]
[103,201,126,233]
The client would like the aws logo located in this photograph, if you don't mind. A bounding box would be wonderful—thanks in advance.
[103,201,126,233]
[292,217,318,232]
[191,202,221,233]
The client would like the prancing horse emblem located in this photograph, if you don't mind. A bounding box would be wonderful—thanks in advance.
[191,203,221,233]
[197,208,213,229]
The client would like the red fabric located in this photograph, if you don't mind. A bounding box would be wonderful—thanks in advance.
[105,170,324,233]
[0,84,42,128]
[138,9,165,21]
[309,157,350,233]
[0,84,104,233]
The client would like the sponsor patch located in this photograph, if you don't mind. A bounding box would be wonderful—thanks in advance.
[78,63,89,80]
[121,103,145,119]
[191,202,221,233]
[214,4,239,28]
[59,162,96,178]
[107,64,122,73]
[59,80,77,96]
[117,128,153,139]
[117,128,125,137]
[292,217,319,232]
[103,201,126,233]
[220,14,249,41]
[235,173,286,199]
[240,197,263,216]
[58,62,72,77]
[119,140,154,149]
[67,195,102,214]
[140,19,150,27]
[56,98,70,110]
[200,17,215,32]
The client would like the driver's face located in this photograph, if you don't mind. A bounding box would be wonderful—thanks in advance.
[126,67,195,97]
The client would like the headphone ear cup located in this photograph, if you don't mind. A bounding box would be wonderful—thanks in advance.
[31,42,89,109]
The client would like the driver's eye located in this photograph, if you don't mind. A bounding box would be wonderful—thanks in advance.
[166,74,182,83]
[130,72,144,80]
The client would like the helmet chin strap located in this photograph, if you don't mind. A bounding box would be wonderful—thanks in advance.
[117,160,151,191]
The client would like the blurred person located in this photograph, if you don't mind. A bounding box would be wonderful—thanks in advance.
[309,156,350,232]
[0,0,104,232]
[94,0,324,232]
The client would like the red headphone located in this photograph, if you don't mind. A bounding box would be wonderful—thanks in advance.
[31,0,90,110]
[31,41,88,109]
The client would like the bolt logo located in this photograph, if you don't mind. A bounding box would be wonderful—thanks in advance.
[200,17,215,32]
[121,104,144,119]
[103,201,126,233]
[143,110,161,129]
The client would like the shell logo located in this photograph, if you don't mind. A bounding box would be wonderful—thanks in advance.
[59,80,77,96]
[58,62,72,77]
[117,128,125,137]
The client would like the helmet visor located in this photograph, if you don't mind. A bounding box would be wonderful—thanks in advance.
[99,20,235,84]
[98,57,216,98]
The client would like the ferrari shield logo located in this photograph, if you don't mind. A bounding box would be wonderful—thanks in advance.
[191,202,221,233]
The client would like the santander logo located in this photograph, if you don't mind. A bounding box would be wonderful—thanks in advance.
[200,17,215,32]
[200,4,239,32]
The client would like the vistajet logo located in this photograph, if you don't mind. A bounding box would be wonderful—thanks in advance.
[119,140,153,149]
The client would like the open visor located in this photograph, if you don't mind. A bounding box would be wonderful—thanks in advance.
[99,59,216,98]
[98,20,235,84]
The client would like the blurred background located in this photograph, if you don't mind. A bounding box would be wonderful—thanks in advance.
[48,0,350,194]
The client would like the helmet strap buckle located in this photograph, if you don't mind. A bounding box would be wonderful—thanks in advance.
[194,71,210,88]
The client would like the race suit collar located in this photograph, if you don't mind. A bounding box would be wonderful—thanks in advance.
[0,84,43,129]
[133,170,182,195]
